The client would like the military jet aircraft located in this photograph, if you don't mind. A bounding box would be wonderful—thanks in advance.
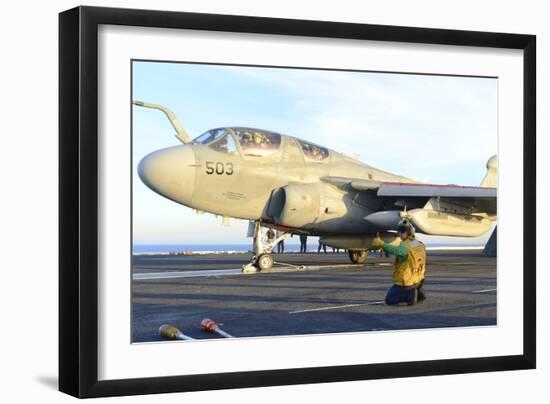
[134,101,497,270]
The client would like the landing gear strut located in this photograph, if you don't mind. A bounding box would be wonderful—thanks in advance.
[348,250,368,264]
[246,221,289,271]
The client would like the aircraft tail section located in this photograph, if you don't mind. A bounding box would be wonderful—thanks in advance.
[482,226,497,256]
[480,155,497,188]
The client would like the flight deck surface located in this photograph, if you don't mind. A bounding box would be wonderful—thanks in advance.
[132,251,496,342]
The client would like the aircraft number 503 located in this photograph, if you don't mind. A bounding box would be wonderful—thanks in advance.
[205,161,234,175]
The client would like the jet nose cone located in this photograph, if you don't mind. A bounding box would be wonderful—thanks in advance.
[138,146,196,206]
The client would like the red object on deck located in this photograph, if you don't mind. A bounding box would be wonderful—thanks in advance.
[201,318,217,333]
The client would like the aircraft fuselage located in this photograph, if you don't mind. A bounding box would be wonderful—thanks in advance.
[138,127,414,236]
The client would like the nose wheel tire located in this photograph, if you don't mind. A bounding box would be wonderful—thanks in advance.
[256,253,274,271]
[348,250,368,264]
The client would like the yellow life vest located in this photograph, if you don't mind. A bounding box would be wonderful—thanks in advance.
[392,238,426,286]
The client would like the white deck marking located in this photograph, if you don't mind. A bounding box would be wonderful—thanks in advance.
[289,301,385,314]
[426,246,483,251]
[262,263,365,273]
[133,268,242,280]
[471,288,497,294]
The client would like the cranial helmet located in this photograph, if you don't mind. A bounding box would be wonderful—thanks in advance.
[397,218,415,236]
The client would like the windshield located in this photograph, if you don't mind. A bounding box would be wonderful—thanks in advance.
[208,133,238,155]
[193,128,227,144]
[234,128,281,157]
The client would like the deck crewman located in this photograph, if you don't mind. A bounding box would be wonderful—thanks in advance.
[276,230,285,254]
[267,228,276,248]
[371,219,427,305]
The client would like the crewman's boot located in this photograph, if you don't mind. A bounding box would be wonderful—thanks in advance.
[407,288,418,306]
[417,287,426,303]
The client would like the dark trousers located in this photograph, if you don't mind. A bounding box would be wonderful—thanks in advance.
[277,241,284,253]
[385,282,425,306]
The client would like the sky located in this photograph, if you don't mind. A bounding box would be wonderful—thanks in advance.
[132,61,497,245]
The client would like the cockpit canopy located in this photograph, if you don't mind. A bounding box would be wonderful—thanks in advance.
[193,128,328,161]
[193,127,282,157]
[233,128,281,157]
[297,139,329,161]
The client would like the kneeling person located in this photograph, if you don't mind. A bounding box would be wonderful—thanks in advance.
[371,220,426,306]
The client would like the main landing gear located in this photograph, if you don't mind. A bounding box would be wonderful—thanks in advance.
[348,250,368,264]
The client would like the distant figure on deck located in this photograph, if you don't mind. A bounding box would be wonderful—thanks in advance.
[299,235,308,253]
[371,219,427,306]
[317,241,327,253]
[276,230,285,254]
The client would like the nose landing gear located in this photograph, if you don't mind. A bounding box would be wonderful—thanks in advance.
[256,253,274,271]
[243,221,289,272]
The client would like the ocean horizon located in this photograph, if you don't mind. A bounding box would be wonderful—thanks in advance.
[133,241,485,255]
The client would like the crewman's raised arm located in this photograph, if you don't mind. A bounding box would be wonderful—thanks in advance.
[382,242,408,258]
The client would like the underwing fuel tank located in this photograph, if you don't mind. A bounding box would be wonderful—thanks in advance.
[320,232,398,250]
[365,208,493,237]
[407,208,493,237]
[364,210,401,230]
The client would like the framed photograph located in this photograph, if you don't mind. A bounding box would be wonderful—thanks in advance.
[59,6,536,398]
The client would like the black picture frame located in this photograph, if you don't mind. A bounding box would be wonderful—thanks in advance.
[59,5,536,398]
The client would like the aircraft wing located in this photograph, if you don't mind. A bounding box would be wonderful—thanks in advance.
[321,176,496,215]
[378,182,496,198]
[320,176,380,191]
